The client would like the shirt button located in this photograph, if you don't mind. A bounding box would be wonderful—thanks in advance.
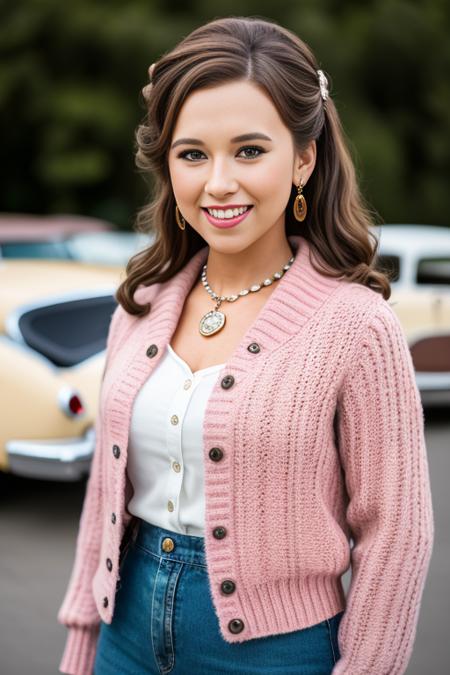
[221,375,235,389]
[248,342,261,354]
[111,512,116,524]
[106,558,113,572]
[172,461,181,473]
[221,579,236,594]
[171,415,179,425]
[183,379,192,389]
[103,596,109,608]
[167,499,174,512]
[146,344,158,358]
[213,526,227,539]
[228,618,244,634]
[112,445,120,458]
[209,447,224,462]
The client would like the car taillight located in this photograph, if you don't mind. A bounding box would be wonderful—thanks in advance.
[58,387,86,418]
[68,394,84,415]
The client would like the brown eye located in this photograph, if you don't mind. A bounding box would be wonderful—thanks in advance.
[238,146,265,158]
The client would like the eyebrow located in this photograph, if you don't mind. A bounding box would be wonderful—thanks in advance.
[170,132,273,150]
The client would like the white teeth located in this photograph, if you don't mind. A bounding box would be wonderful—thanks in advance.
[207,206,249,219]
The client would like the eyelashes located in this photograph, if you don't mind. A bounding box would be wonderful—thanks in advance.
[177,145,267,162]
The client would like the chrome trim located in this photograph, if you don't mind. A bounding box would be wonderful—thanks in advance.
[5,427,95,481]
[416,371,450,391]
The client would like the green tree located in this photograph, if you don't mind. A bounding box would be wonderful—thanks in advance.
[1,0,448,228]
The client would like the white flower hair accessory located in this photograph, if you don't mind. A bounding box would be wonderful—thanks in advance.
[317,69,329,101]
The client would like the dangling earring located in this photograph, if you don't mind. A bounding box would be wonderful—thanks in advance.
[175,205,186,230]
[293,179,307,222]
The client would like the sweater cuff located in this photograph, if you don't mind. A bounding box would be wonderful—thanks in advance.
[59,624,100,675]
[331,659,348,674]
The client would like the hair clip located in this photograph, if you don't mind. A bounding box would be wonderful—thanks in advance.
[317,69,329,101]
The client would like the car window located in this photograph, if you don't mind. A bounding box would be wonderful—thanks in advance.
[1,241,72,259]
[65,232,151,265]
[375,254,401,282]
[17,295,118,367]
[416,257,450,285]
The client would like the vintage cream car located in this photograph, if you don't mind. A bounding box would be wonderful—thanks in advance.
[375,224,450,406]
[0,259,123,481]
[1,225,448,482]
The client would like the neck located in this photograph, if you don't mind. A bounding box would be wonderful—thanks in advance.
[201,234,296,298]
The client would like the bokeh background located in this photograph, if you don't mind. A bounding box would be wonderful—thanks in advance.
[1,2,449,674]
[2,0,449,227]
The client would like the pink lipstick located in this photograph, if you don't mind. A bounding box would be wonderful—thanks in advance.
[202,206,253,229]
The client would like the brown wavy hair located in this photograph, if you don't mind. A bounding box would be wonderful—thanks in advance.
[116,15,390,317]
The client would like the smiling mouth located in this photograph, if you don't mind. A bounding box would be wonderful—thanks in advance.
[201,205,253,218]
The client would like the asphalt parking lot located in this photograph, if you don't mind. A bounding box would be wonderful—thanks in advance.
[0,405,448,675]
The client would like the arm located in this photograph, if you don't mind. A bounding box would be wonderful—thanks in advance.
[57,303,126,675]
[332,300,434,675]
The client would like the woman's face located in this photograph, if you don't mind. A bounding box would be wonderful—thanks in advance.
[168,79,315,254]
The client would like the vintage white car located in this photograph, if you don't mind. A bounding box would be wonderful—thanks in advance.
[375,224,450,406]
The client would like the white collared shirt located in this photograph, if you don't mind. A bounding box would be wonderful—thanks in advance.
[126,343,225,536]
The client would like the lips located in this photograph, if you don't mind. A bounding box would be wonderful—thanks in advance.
[202,205,253,229]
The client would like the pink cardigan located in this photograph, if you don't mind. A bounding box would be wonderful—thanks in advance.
[57,234,434,674]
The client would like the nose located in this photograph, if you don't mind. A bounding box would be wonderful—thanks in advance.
[204,158,239,197]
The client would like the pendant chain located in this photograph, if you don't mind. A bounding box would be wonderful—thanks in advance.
[198,248,296,337]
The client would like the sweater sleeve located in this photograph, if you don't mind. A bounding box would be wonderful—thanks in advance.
[332,299,434,675]
[57,303,125,675]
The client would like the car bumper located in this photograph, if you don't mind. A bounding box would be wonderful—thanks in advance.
[5,427,95,481]
[416,372,450,406]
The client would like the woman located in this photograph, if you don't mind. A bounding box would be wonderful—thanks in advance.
[57,16,434,675]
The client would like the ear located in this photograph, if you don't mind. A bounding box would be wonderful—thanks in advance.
[292,140,316,186]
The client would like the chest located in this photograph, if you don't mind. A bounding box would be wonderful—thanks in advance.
[170,282,277,373]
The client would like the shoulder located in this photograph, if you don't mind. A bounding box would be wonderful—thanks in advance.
[106,301,137,353]
[330,280,400,331]
[334,282,417,395]
[109,281,162,339]
[328,281,413,374]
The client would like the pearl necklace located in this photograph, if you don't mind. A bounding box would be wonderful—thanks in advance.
[198,249,296,336]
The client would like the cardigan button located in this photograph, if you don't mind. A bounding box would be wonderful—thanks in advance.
[106,558,113,572]
[112,444,121,459]
[221,579,236,594]
[213,526,227,539]
[221,375,235,389]
[111,512,116,524]
[146,344,158,358]
[103,596,109,608]
[247,342,260,354]
[228,618,244,634]
[209,447,224,462]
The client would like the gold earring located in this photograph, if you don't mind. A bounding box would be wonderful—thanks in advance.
[293,179,307,222]
[175,205,186,230]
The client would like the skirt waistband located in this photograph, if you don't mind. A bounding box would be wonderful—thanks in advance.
[134,518,207,567]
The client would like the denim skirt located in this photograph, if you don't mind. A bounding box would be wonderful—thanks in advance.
[94,518,343,675]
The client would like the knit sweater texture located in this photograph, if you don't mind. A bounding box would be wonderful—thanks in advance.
[57,234,434,675]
